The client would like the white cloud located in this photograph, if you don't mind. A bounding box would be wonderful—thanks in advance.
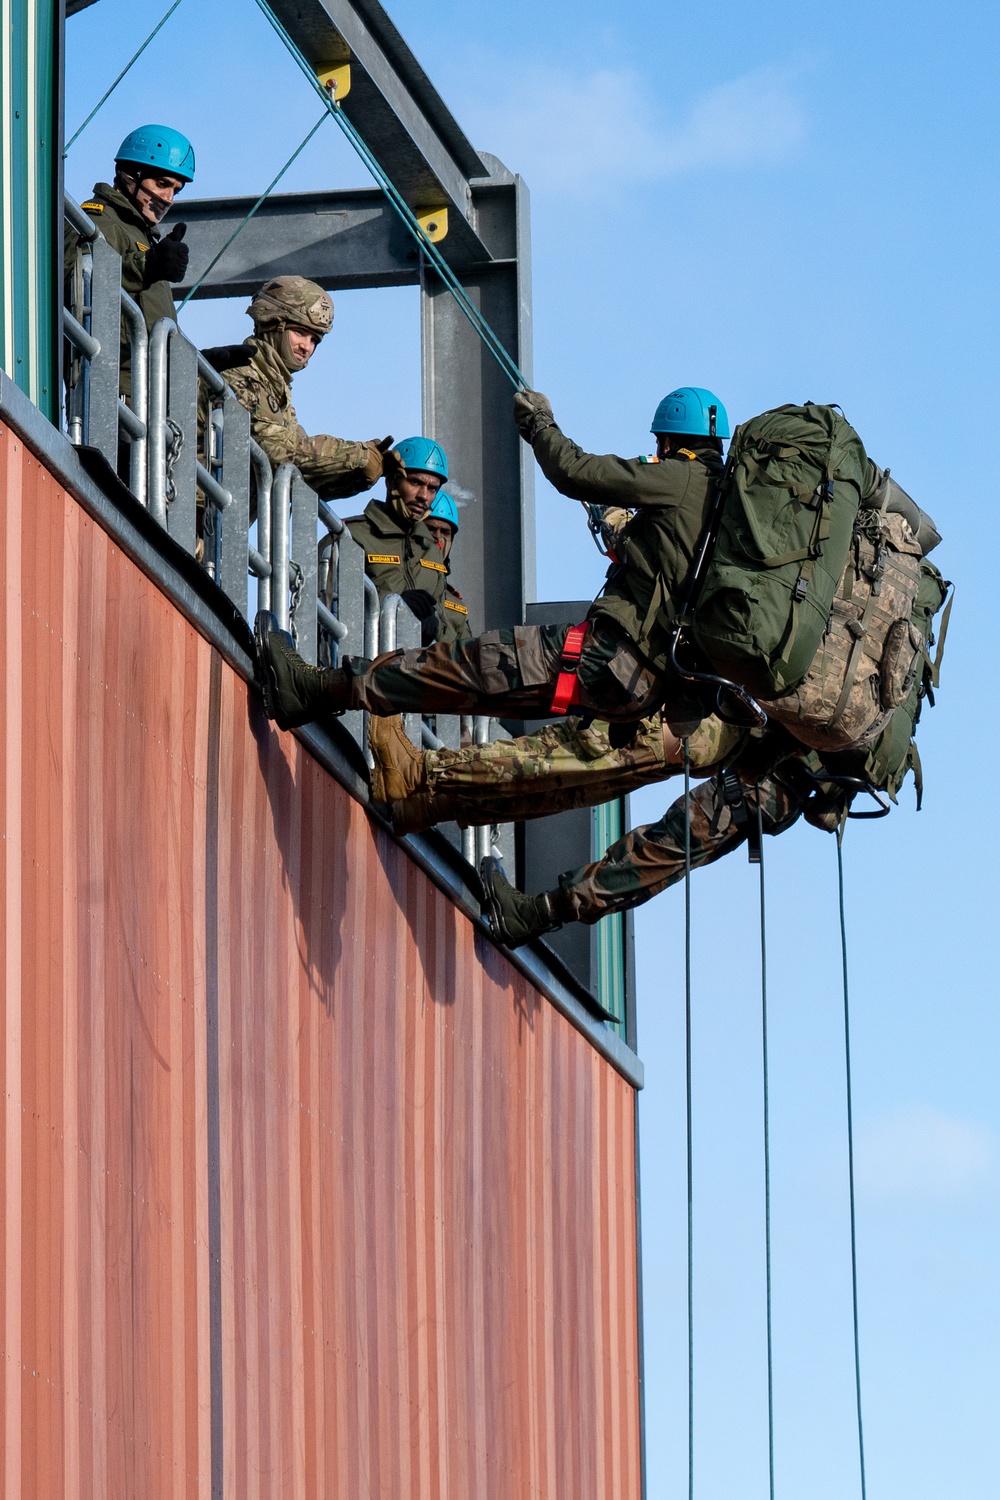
[856,1106,997,1201]
[465,63,807,195]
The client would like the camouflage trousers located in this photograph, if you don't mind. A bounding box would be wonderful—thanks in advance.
[551,770,808,926]
[396,713,742,832]
[347,618,673,721]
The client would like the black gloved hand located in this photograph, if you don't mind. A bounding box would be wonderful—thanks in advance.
[512,388,555,443]
[145,222,189,284]
[400,588,437,622]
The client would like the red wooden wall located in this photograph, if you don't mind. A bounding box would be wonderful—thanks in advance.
[0,423,642,1497]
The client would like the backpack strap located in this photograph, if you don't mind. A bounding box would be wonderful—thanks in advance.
[930,584,954,688]
[549,623,589,715]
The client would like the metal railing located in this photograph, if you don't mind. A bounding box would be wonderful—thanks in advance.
[61,191,511,871]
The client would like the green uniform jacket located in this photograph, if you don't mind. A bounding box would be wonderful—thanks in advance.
[71,181,178,394]
[531,425,722,674]
[345,498,472,644]
[205,339,374,502]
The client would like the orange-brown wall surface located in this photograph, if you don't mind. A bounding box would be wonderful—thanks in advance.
[0,422,642,1496]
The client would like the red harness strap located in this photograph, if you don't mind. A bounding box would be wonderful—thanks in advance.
[550,622,589,715]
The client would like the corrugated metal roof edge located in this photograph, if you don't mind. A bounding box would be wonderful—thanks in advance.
[0,373,643,1090]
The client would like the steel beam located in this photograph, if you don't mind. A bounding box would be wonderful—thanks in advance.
[421,163,535,632]
[175,189,420,299]
[266,0,491,265]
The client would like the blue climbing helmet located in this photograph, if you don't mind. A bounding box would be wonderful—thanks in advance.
[393,436,448,481]
[651,387,729,440]
[428,491,459,530]
[115,124,196,184]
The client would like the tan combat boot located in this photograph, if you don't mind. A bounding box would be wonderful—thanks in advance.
[368,713,429,803]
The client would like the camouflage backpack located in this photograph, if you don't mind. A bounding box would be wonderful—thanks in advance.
[759,505,924,752]
[826,557,951,805]
[691,404,870,698]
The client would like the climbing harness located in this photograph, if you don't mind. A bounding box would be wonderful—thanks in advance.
[178,109,330,310]
[837,834,869,1500]
[65,0,187,154]
[549,623,588,715]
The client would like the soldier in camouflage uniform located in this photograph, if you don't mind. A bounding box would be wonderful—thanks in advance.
[68,124,196,396]
[345,448,472,646]
[203,277,390,502]
[253,385,728,730]
[480,727,852,946]
[368,708,740,833]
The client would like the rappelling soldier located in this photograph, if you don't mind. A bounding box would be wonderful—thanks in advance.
[202,277,391,502]
[253,385,727,729]
[345,442,472,644]
[71,123,196,395]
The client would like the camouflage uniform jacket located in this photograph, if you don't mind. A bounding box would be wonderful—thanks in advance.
[71,181,178,394]
[204,339,375,501]
[530,425,723,674]
[345,498,472,643]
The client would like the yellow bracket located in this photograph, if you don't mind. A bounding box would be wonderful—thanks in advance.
[416,207,448,243]
[318,63,351,100]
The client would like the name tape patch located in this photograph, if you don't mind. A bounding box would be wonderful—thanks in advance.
[367,553,400,565]
[420,558,447,573]
[444,599,468,614]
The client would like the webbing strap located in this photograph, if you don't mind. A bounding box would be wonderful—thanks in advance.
[549,622,588,715]
[683,740,694,1500]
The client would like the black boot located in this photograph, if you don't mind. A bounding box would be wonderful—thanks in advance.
[254,610,354,729]
[480,856,560,948]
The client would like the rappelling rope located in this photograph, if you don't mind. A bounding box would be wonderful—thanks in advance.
[837,834,869,1500]
[178,109,330,310]
[64,0,187,153]
[756,796,776,1500]
[683,738,694,1500]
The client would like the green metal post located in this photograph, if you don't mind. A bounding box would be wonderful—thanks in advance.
[593,798,627,1034]
[1,0,60,420]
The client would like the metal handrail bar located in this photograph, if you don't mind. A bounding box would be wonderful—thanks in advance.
[363,574,380,658]
[317,498,345,537]
[64,193,97,240]
[195,460,232,512]
[250,439,273,610]
[64,310,100,361]
[421,721,444,751]
[317,599,347,641]
[196,350,225,396]
[147,318,174,524]
[120,290,148,503]
[473,716,493,865]
[378,591,404,651]
[117,400,144,440]
[271,464,293,631]
[248,546,271,578]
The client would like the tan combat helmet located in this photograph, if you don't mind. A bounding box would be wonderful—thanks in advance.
[248,276,334,337]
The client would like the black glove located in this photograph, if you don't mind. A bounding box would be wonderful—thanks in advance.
[512,388,555,442]
[145,222,189,284]
[400,588,437,622]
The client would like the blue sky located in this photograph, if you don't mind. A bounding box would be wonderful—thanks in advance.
[65,1,1000,1494]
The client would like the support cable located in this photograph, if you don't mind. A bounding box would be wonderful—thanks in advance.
[756,797,776,1500]
[683,738,694,1500]
[65,0,186,153]
[837,835,869,1500]
[178,109,329,310]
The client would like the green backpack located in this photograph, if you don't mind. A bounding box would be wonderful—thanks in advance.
[691,404,871,698]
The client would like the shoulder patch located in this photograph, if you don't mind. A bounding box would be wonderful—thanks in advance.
[136,241,149,253]
[419,558,447,573]
[367,553,401,566]
[443,599,468,615]
[81,201,104,214]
